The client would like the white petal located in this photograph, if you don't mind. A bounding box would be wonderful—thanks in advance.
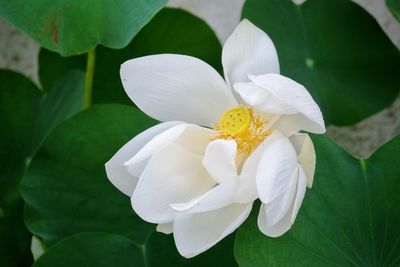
[258,166,308,237]
[170,179,237,214]
[126,124,214,175]
[202,139,237,184]
[234,82,298,114]
[258,202,292,238]
[121,54,238,127]
[131,143,215,224]
[173,203,252,258]
[156,223,173,234]
[105,121,182,196]
[124,123,186,177]
[222,19,279,87]
[250,73,325,134]
[289,133,316,188]
[288,134,306,155]
[235,140,267,203]
[256,132,299,227]
[291,166,307,224]
[31,236,45,261]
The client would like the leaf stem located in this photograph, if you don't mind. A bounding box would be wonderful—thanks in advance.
[84,48,96,108]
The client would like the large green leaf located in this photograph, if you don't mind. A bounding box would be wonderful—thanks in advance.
[0,0,167,56]
[21,104,238,265]
[0,70,84,266]
[235,134,400,267]
[32,233,145,267]
[0,69,84,216]
[32,232,237,267]
[38,8,222,105]
[242,0,400,125]
[387,0,400,22]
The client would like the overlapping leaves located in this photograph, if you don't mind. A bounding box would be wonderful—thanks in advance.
[0,69,84,266]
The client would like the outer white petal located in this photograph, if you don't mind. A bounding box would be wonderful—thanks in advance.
[170,179,237,214]
[291,166,307,224]
[222,19,279,87]
[105,121,182,196]
[289,133,316,188]
[258,166,308,237]
[131,143,215,224]
[234,82,298,114]
[121,54,238,127]
[173,203,252,258]
[256,132,299,227]
[250,73,325,134]
[202,139,237,184]
[125,124,213,178]
[124,123,186,177]
[258,202,292,238]
[156,223,173,234]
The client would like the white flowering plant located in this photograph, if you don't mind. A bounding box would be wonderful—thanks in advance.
[1,0,400,266]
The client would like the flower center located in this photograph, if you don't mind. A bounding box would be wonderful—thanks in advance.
[214,106,272,155]
[219,106,252,135]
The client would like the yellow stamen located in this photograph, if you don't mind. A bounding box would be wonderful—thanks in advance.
[213,106,272,155]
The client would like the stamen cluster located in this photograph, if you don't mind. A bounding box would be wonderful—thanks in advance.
[214,107,272,155]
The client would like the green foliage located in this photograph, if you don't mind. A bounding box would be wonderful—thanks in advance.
[235,134,400,267]
[0,0,167,56]
[0,218,33,267]
[32,233,145,267]
[32,232,237,267]
[387,0,400,22]
[242,0,400,125]
[0,69,84,266]
[38,8,222,105]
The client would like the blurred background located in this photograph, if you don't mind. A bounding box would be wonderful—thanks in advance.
[1,0,400,158]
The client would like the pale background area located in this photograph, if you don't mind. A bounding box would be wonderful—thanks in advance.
[1,0,399,158]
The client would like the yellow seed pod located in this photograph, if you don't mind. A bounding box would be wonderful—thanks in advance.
[219,106,252,135]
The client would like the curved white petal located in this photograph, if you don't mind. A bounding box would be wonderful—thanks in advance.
[291,166,307,224]
[124,123,186,177]
[258,166,308,237]
[121,54,238,127]
[173,203,252,258]
[124,124,213,178]
[156,223,173,234]
[202,139,238,184]
[249,73,325,134]
[105,121,182,196]
[222,19,279,88]
[234,82,298,114]
[170,179,237,214]
[131,143,215,224]
[258,202,292,238]
[235,149,263,203]
[256,132,299,227]
[289,133,316,188]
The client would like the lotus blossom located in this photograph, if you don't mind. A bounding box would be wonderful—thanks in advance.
[105,19,325,258]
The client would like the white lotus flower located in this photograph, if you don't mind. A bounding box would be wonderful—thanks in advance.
[105,19,325,258]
